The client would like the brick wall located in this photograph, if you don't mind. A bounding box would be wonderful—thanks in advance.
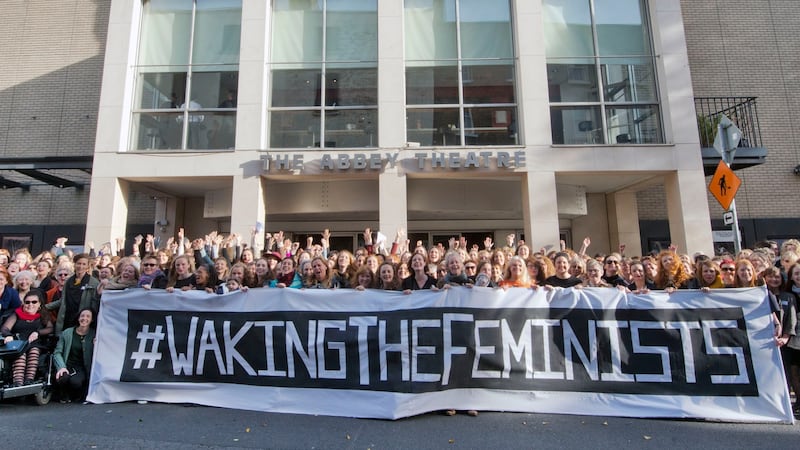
[638,1,800,221]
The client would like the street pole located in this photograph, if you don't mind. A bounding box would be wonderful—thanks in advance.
[719,122,742,254]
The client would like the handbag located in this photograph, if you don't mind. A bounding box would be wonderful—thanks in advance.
[0,339,28,354]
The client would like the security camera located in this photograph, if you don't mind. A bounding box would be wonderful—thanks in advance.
[155,219,169,226]
[794,165,800,176]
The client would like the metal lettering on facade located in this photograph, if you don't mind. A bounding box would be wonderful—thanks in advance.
[261,151,526,172]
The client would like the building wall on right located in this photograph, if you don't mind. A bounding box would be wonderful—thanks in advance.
[684,1,800,220]
[638,0,800,244]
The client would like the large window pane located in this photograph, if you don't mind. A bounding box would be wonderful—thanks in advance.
[271,0,323,65]
[459,0,513,59]
[271,68,323,107]
[326,0,377,62]
[464,107,517,145]
[135,71,187,109]
[325,67,378,106]
[270,111,321,148]
[550,106,603,145]
[605,105,661,144]
[204,111,237,149]
[542,0,593,58]
[190,71,239,108]
[324,109,377,147]
[601,58,656,103]
[406,66,459,105]
[193,0,242,65]
[595,0,649,56]
[404,0,458,63]
[406,108,460,146]
[546,62,599,102]
[139,0,193,66]
[132,112,183,150]
[462,63,515,104]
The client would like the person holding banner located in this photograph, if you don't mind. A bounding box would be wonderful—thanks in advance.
[654,250,691,291]
[544,252,582,288]
[499,256,531,289]
[437,252,473,289]
[304,257,335,289]
[269,258,302,289]
[401,253,436,292]
[54,307,95,403]
[353,266,377,290]
[377,262,401,291]
[781,263,800,416]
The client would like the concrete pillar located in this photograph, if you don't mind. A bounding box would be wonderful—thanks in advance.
[236,0,268,151]
[606,191,642,257]
[85,177,129,252]
[377,0,405,148]
[664,171,714,256]
[522,171,560,252]
[230,172,266,255]
[379,169,407,242]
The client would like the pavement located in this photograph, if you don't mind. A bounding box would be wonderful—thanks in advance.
[0,400,798,449]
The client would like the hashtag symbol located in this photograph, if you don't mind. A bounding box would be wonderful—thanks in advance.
[130,324,165,369]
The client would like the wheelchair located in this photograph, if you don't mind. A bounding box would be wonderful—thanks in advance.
[0,335,56,405]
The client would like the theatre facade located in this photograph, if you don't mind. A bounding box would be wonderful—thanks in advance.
[83,0,714,256]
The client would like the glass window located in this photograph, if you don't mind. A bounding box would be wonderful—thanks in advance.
[544,0,662,144]
[132,0,241,151]
[404,0,518,147]
[269,0,378,149]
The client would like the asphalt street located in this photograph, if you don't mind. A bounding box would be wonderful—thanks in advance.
[0,400,797,449]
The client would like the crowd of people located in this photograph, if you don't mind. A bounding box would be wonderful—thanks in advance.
[1,230,799,416]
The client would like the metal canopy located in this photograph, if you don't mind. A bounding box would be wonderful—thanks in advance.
[0,156,92,190]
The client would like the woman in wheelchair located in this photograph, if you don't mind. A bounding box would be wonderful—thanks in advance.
[1,290,53,386]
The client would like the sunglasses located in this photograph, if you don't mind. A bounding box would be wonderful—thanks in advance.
[605,260,620,265]
[24,300,39,305]
[57,273,70,277]
[465,266,477,270]
[142,263,157,267]
[721,267,735,272]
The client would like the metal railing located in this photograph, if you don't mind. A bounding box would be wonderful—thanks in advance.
[694,97,763,149]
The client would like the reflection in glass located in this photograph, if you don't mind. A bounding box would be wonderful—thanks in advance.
[407,107,517,146]
[324,109,378,147]
[546,63,598,102]
[406,66,459,105]
[594,0,648,57]
[270,111,321,148]
[549,106,603,145]
[193,0,242,65]
[601,58,656,103]
[133,112,183,150]
[605,105,661,144]
[191,71,239,107]
[542,0,593,58]
[459,0,513,60]
[136,71,187,109]
[462,63,515,104]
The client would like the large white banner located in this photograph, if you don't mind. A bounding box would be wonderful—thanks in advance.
[88,286,793,422]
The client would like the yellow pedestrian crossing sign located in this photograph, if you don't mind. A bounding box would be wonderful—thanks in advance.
[708,161,740,210]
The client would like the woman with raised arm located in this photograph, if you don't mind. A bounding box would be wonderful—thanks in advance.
[46,253,99,335]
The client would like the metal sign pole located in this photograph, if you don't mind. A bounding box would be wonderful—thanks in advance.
[719,122,742,254]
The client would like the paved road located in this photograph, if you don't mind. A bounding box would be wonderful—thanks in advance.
[0,400,797,449]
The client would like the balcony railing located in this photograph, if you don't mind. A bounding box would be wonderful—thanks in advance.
[694,97,766,173]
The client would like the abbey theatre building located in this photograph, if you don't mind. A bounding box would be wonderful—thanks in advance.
[85,0,714,256]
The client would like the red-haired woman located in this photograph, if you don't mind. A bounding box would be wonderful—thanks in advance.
[654,250,691,291]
